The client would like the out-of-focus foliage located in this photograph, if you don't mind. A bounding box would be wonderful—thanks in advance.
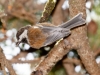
[93,0,100,15]
[87,0,100,51]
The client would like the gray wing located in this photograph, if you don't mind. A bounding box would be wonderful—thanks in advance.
[38,24,71,46]
[38,25,56,33]
[43,28,71,46]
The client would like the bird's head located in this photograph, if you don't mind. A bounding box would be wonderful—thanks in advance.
[16,25,31,46]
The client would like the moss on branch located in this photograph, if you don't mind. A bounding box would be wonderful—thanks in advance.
[39,0,57,23]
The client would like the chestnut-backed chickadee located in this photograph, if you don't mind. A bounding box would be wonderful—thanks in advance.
[16,13,86,49]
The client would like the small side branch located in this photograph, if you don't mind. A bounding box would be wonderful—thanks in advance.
[39,0,57,23]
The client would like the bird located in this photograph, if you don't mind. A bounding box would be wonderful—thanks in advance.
[16,13,86,49]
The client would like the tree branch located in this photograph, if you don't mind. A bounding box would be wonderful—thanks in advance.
[31,40,72,75]
[39,0,57,23]
[69,0,100,75]
[63,63,82,75]
[52,0,65,25]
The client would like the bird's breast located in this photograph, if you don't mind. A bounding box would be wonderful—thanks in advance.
[27,27,46,49]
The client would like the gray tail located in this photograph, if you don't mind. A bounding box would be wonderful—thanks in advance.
[59,13,86,29]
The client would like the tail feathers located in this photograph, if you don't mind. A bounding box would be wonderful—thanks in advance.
[59,13,86,29]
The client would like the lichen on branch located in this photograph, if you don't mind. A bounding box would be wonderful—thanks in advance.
[39,0,57,23]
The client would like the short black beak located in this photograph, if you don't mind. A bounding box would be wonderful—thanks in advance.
[16,41,21,46]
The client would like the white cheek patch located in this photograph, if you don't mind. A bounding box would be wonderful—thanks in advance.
[19,30,28,41]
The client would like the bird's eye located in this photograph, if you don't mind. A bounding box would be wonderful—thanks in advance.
[22,38,27,43]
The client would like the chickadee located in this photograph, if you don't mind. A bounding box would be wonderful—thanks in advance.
[16,13,86,49]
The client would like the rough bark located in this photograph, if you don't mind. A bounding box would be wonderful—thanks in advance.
[31,40,72,75]
[69,0,100,75]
